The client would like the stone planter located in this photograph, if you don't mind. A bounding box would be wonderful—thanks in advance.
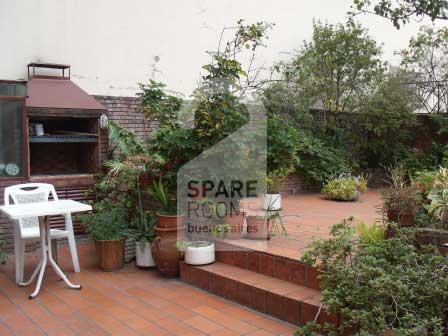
[246,215,270,240]
[135,241,156,268]
[184,242,215,266]
[263,194,281,210]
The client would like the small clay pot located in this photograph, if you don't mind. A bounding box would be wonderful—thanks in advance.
[94,238,125,271]
[151,226,185,277]
[246,216,270,240]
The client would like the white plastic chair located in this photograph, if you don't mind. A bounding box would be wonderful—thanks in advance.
[4,183,80,284]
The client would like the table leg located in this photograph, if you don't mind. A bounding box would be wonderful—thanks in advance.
[28,217,48,299]
[45,217,81,291]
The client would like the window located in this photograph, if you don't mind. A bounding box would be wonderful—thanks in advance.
[0,82,26,178]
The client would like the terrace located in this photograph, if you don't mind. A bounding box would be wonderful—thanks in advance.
[0,192,380,335]
[2,2,448,335]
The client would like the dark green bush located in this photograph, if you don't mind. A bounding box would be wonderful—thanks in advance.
[298,220,448,335]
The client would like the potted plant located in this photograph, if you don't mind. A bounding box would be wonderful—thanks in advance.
[79,198,129,271]
[178,240,215,266]
[127,212,157,268]
[246,209,288,240]
[216,200,245,240]
[148,178,185,277]
[148,178,183,228]
[266,114,298,208]
[321,174,368,201]
[265,168,290,211]
[382,166,419,227]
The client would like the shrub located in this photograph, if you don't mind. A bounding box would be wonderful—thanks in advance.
[296,133,352,185]
[321,174,367,201]
[299,220,448,335]
[0,228,6,264]
[79,198,129,241]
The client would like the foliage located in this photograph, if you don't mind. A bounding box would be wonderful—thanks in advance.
[295,133,352,184]
[147,178,177,215]
[299,219,448,335]
[79,198,129,241]
[211,224,232,240]
[350,70,419,167]
[192,20,273,146]
[127,211,157,245]
[356,220,386,244]
[107,121,144,160]
[0,228,6,265]
[350,0,448,29]
[322,174,368,201]
[138,80,183,128]
[267,114,298,177]
[280,21,384,114]
[422,167,448,228]
[381,165,420,212]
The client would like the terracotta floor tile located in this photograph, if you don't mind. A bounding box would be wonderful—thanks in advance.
[154,316,203,335]
[248,316,296,335]
[184,315,223,334]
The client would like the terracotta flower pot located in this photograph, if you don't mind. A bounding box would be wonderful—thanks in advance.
[94,238,125,271]
[151,226,185,277]
[156,212,184,229]
[246,216,270,240]
[387,209,414,227]
[225,211,245,239]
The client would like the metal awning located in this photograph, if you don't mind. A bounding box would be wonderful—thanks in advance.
[26,77,106,111]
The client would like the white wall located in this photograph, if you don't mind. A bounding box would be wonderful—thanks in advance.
[0,0,444,97]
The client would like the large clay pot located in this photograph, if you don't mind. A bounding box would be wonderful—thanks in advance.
[225,211,245,239]
[152,226,185,277]
[156,212,184,229]
[246,216,270,240]
[94,238,125,271]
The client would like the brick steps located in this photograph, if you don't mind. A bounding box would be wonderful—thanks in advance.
[180,261,338,326]
[214,241,320,290]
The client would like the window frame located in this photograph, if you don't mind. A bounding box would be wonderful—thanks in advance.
[0,80,29,180]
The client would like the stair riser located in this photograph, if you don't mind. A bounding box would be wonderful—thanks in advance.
[215,242,320,290]
[180,262,337,326]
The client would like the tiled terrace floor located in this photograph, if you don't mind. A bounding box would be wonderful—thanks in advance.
[236,190,383,260]
[0,243,296,336]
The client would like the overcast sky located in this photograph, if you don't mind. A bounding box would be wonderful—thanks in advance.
[1,0,447,96]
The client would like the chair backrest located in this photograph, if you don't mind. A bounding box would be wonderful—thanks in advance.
[4,183,58,232]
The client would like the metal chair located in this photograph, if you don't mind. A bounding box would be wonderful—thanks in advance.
[4,183,80,284]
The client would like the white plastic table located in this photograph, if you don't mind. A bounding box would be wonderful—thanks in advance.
[0,200,92,299]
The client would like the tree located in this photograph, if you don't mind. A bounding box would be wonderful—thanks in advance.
[351,70,420,167]
[280,21,385,115]
[351,0,448,29]
[400,25,448,113]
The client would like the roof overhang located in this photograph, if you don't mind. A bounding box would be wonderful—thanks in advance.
[26,76,106,112]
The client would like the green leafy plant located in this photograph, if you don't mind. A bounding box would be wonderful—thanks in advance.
[126,211,157,245]
[322,174,368,201]
[267,115,298,183]
[138,80,183,129]
[350,0,448,29]
[0,228,6,264]
[211,224,231,240]
[381,165,420,213]
[147,178,177,215]
[299,219,448,335]
[356,220,385,244]
[79,198,129,241]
